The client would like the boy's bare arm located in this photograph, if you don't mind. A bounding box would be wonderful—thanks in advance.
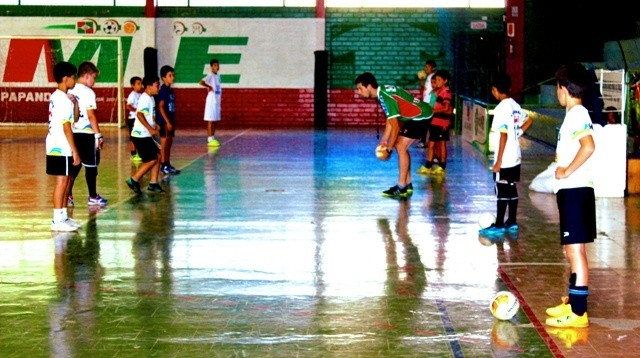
[158,100,173,131]
[493,132,508,173]
[555,135,595,179]
[137,112,157,136]
[63,122,81,166]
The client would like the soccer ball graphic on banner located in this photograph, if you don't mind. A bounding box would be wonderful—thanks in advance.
[102,19,120,34]
[490,291,520,320]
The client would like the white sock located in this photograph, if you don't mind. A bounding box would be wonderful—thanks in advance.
[53,208,66,223]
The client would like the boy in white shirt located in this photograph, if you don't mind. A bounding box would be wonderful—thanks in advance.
[200,59,222,147]
[126,76,165,194]
[125,76,143,162]
[545,63,596,328]
[47,61,81,231]
[479,73,532,236]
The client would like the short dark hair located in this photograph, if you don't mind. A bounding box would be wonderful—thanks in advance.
[77,61,99,77]
[434,69,450,83]
[491,72,512,95]
[142,75,159,88]
[555,63,590,99]
[355,72,378,89]
[210,59,219,66]
[53,61,77,83]
[130,76,142,85]
[160,65,174,78]
[425,59,436,67]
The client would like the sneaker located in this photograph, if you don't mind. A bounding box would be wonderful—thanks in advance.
[51,219,79,232]
[208,138,220,147]
[66,218,81,229]
[382,185,409,198]
[546,296,571,317]
[88,195,108,206]
[479,224,506,236]
[548,327,589,348]
[126,177,142,194]
[131,153,142,162]
[67,195,74,207]
[432,166,445,175]
[147,183,166,193]
[545,312,589,328]
[161,165,172,175]
[405,183,413,194]
[505,222,519,232]
[168,164,181,175]
[417,165,432,175]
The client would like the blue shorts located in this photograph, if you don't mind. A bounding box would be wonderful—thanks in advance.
[556,187,596,245]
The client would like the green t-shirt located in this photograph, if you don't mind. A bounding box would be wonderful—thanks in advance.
[378,85,433,122]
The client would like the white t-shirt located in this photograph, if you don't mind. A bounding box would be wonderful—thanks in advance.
[553,104,594,193]
[127,91,141,119]
[489,97,528,168]
[131,92,155,138]
[46,89,75,156]
[68,83,97,134]
[422,73,433,103]
[203,73,221,98]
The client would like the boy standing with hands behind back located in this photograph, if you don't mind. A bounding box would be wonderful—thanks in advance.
[545,63,596,328]
[47,61,81,231]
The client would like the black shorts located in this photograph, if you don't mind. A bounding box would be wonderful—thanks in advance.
[126,118,135,137]
[73,132,100,167]
[493,165,521,183]
[46,155,78,176]
[556,187,596,245]
[159,121,175,137]
[132,137,159,163]
[398,119,429,140]
[428,125,449,141]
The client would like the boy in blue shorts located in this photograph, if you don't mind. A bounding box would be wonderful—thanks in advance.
[479,73,532,236]
[47,61,81,231]
[126,76,165,194]
[355,72,432,198]
[545,63,596,328]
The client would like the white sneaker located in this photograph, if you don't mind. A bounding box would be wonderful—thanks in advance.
[66,218,81,229]
[50,219,79,232]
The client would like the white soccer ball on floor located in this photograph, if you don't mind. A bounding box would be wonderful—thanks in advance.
[478,212,496,229]
[490,291,520,320]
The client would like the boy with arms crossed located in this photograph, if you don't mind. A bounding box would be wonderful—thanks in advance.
[47,61,81,231]
[545,63,596,328]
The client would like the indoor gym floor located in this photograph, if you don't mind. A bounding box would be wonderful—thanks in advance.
[0,126,639,357]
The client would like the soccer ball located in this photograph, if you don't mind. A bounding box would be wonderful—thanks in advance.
[478,212,496,229]
[102,19,120,34]
[417,70,427,80]
[490,291,520,320]
[375,145,390,161]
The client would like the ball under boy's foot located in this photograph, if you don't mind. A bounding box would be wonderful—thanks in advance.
[126,177,142,194]
[546,296,571,317]
[545,312,589,328]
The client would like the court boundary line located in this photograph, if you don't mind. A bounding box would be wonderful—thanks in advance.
[498,265,565,358]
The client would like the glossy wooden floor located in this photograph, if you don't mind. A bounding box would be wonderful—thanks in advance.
[0,126,639,357]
